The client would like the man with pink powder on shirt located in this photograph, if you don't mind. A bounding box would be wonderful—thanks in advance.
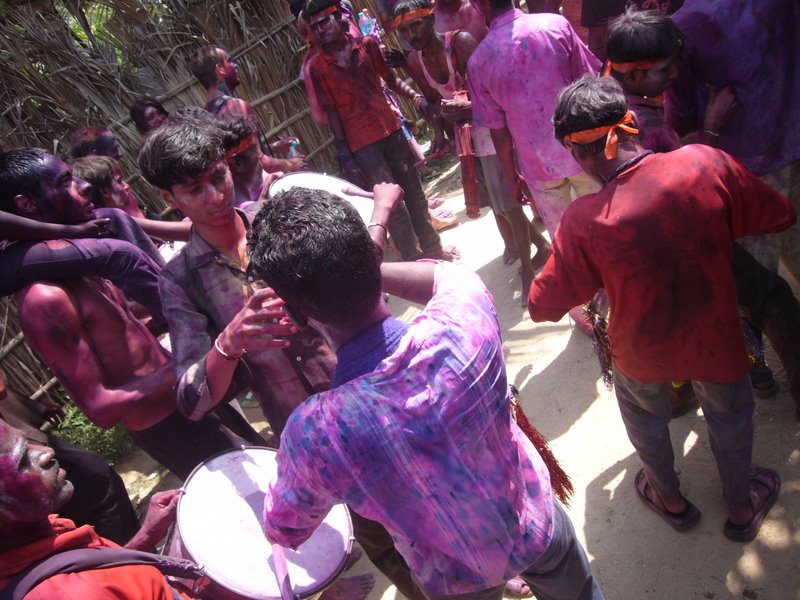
[468,0,602,240]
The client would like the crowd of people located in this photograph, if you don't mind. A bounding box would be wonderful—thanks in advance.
[0,0,798,598]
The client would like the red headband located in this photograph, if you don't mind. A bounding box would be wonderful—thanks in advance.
[310,5,339,23]
[225,135,257,162]
[393,8,432,29]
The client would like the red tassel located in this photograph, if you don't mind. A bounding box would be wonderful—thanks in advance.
[510,387,574,506]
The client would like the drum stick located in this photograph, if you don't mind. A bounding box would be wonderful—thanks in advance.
[340,185,374,199]
[271,543,298,600]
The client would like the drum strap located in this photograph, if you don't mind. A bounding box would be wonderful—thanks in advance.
[1,547,204,600]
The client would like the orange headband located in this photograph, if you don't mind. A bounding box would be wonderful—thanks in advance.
[225,135,257,162]
[563,111,639,159]
[310,5,339,23]
[393,8,432,29]
[602,45,680,77]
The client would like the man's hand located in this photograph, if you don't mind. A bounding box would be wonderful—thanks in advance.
[284,156,308,172]
[413,94,430,118]
[511,173,533,206]
[270,137,300,155]
[440,98,472,123]
[142,490,180,539]
[334,139,364,184]
[126,489,180,550]
[217,288,298,356]
[372,182,404,214]
[384,48,408,68]
[702,85,737,143]
[64,218,111,239]
[257,172,285,203]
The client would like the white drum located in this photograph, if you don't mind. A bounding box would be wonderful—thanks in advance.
[268,172,374,224]
[171,447,353,600]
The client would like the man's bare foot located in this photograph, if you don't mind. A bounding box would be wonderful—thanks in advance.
[319,574,375,600]
[505,576,534,598]
[520,274,533,307]
[503,247,519,265]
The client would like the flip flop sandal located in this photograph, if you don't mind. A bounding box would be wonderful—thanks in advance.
[635,468,701,532]
[429,208,459,232]
[427,197,446,209]
[723,466,781,542]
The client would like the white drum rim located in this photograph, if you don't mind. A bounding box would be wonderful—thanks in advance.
[176,446,354,600]
[267,171,369,198]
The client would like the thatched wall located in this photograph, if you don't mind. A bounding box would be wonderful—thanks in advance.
[0,0,341,214]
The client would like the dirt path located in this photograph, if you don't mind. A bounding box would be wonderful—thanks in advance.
[119,160,800,600]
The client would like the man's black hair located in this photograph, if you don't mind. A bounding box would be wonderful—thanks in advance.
[129,96,169,135]
[189,45,224,89]
[214,114,258,153]
[488,0,514,12]
[606,8,684,74]
[302,0,340,21]
[138,120,225,190]
[553,75,630,155]
[288,0,305,18]
[248,187,382,330]
[68,127,117,160]
[393,0,431,19]
[0,148,48,214]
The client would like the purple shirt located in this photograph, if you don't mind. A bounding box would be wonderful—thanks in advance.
[263,263,555,596]
[467,10,601,182]
[665,0,800,175]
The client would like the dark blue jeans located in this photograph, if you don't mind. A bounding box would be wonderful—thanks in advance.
[614,369,754,508]
[353,130,442,260]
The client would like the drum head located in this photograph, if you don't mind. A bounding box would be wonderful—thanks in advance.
[177,447,352,600]
[268,172,374,224]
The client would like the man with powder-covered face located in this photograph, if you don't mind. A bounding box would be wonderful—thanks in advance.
[0,420,195,598]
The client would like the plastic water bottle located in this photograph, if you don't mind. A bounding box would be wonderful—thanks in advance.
[286,140,302,159]
[358,11,373,37]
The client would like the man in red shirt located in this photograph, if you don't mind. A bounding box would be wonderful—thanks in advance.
[529,75,790,542]
[304,0,457,261]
